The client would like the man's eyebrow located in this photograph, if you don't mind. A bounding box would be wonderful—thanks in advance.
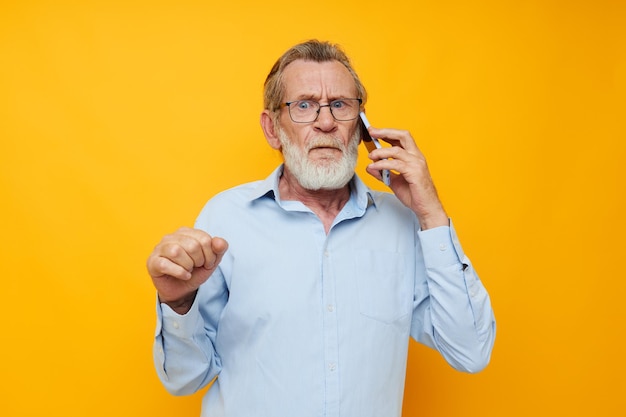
[291,94,354,102]
[291,94,318,101]
[327,92,359,100]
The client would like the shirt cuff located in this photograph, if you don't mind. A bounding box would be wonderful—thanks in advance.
[417,219,467,268]
[157,294,202,340]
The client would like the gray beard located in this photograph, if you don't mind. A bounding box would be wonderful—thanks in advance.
[278,127,360,191]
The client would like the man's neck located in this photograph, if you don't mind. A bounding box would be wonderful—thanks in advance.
[278,168,351,234]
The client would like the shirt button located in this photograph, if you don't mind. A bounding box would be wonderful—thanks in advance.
[439,243,447,251]
[172,321,180,329]
[327,304,335,312]
[328,362,336,371]
[324,250,329,257]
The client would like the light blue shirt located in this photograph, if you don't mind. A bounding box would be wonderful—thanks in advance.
[153,165,495,417]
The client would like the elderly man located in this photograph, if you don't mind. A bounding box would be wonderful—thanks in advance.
[147,39,495,417]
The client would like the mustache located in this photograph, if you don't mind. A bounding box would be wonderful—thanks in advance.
[306,136,345,152]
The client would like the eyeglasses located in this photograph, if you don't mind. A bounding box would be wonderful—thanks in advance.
[283,98,362,123]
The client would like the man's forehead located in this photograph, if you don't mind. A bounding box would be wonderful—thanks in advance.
[282,59,357,98]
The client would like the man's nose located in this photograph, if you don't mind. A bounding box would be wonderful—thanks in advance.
[315,104,336,128]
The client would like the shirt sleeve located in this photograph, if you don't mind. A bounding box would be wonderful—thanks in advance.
[410,219,496,373]
[153,280,225,395]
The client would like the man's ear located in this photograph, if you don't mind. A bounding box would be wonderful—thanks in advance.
[260,110,281,150]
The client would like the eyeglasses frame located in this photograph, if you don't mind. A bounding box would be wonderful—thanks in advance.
[282,98,363,123]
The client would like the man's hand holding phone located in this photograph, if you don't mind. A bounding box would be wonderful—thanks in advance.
[359,111,449,229]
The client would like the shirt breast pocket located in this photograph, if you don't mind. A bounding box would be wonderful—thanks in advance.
[355,250,412,324]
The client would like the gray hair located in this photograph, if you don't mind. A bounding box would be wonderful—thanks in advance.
[263,40,368,113]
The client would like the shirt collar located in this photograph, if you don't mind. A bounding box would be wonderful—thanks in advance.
[247,164,377,212]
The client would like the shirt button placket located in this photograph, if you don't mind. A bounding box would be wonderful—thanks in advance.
[321,242,340,417]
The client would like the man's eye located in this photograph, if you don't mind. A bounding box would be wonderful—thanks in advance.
[297,101,313,110]
[331,100,346,109]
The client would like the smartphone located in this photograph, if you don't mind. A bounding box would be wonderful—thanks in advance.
[360,112,391,186]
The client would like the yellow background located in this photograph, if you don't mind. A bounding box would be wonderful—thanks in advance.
[1,0,624,416]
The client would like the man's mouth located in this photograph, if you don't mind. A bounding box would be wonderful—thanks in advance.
[307,145,342,163]
[311,145,339,150]
[308,138,343,152]
[309,144,342,155]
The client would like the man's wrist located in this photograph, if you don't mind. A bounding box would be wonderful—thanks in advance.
[159,291,197,315]
[418,212,449,230]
